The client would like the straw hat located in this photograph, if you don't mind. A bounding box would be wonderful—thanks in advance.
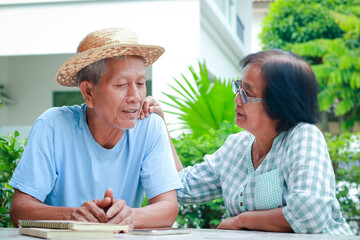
[55,28,165,87]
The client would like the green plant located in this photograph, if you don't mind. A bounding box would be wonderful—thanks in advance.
[173,121,242,228]
[259,0,360,51]
[0,131,25,227]
[162,61,236,137]
[292,9,360,131]
[326,132,360,234]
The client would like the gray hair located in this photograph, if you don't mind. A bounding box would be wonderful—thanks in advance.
[77,55,145,86]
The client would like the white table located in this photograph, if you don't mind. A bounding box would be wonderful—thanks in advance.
[0,227,359,240]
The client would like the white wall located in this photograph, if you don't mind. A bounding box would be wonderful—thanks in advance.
[0,0,202,138]
[0,57,9,129]
[251,3,270,53]
[0,1,200,56]
[0,54,75,138]
[6,55,75,125]
[236,0,252,55]
[198,0,251,80]
[199,0,243,79]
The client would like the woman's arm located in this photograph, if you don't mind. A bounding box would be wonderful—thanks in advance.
[140,96,183,171]
[166,125,183,172]
[217,207,293,232]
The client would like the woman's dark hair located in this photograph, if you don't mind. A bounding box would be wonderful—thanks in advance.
[240,49,318,132]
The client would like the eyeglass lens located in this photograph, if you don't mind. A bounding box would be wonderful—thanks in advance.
[232,80,238,94]
[240,89,247,104]
[232,80,247,104]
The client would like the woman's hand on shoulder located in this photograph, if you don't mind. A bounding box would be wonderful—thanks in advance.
[139,96,164,120]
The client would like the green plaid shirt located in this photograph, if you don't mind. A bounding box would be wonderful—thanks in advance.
[178,123,353,234]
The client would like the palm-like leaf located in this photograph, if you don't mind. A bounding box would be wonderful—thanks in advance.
[161,61,235,137]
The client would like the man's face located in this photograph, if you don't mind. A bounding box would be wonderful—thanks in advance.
[91,57,146,130]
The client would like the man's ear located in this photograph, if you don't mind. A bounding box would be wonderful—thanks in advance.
[79,81,95,108]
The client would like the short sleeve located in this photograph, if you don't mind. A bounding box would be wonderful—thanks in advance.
[140,114,182,200]
[9,119,57,202]
[282,124,336,233]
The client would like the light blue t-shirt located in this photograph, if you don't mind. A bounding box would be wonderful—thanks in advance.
[10,104,182,208]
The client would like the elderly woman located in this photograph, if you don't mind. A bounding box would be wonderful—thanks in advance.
[144,49,353,234]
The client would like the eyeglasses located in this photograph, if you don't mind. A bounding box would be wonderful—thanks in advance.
[232,80,265,104]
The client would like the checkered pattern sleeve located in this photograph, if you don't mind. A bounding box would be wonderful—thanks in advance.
[176,134,240,204]
[282,124,337,233]
[177,154,222,204]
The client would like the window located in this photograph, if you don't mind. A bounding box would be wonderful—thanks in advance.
[53,91,84,107]
[146,80,152,96]
[236,15,245,43]
[53,81,152,107]
[214,0,226,15]
[213,0,236,26]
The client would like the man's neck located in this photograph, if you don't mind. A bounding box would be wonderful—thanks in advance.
[86,108,124,149]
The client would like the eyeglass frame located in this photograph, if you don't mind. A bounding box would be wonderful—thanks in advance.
[232,80,265,104]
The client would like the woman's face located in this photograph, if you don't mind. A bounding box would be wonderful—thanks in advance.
[234,64,277,134]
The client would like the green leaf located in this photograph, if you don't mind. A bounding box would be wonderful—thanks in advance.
[353,56,360,70]
[335,99,354,116]
[339,55,353,70]
[330,11,360,35]
[162,61,235,137]
[350,71,360,89]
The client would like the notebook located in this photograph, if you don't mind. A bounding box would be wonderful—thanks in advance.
[130,228,192,235]
[18,220,128,232]
[19,227,115,239]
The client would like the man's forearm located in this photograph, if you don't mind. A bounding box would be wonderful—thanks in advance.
[132,191,178,228]
[10,190,74,227]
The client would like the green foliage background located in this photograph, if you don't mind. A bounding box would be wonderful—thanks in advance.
[326,132,360,228]
[161,61,235,137]
[291,10,360,130]
[0,132,24,227]
[259,0,360,51]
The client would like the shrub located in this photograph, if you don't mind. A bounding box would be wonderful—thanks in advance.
[259,0,360,51]
[326,132,360,234]
[0,131,25,227]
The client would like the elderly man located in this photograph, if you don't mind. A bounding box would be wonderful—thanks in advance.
[9,28,182,229]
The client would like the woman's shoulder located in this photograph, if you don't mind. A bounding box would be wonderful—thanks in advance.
[225,130,253,146]
[281,122,327,152]
[286,122,323,140]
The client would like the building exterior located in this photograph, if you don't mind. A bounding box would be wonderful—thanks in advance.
[0,0,252,138]
[251,0,272,53]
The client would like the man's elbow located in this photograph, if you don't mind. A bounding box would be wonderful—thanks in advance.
[10,199,20,227]
[164,202,179,227]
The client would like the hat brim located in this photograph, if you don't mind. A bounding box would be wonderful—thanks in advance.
[55,44,165,87]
